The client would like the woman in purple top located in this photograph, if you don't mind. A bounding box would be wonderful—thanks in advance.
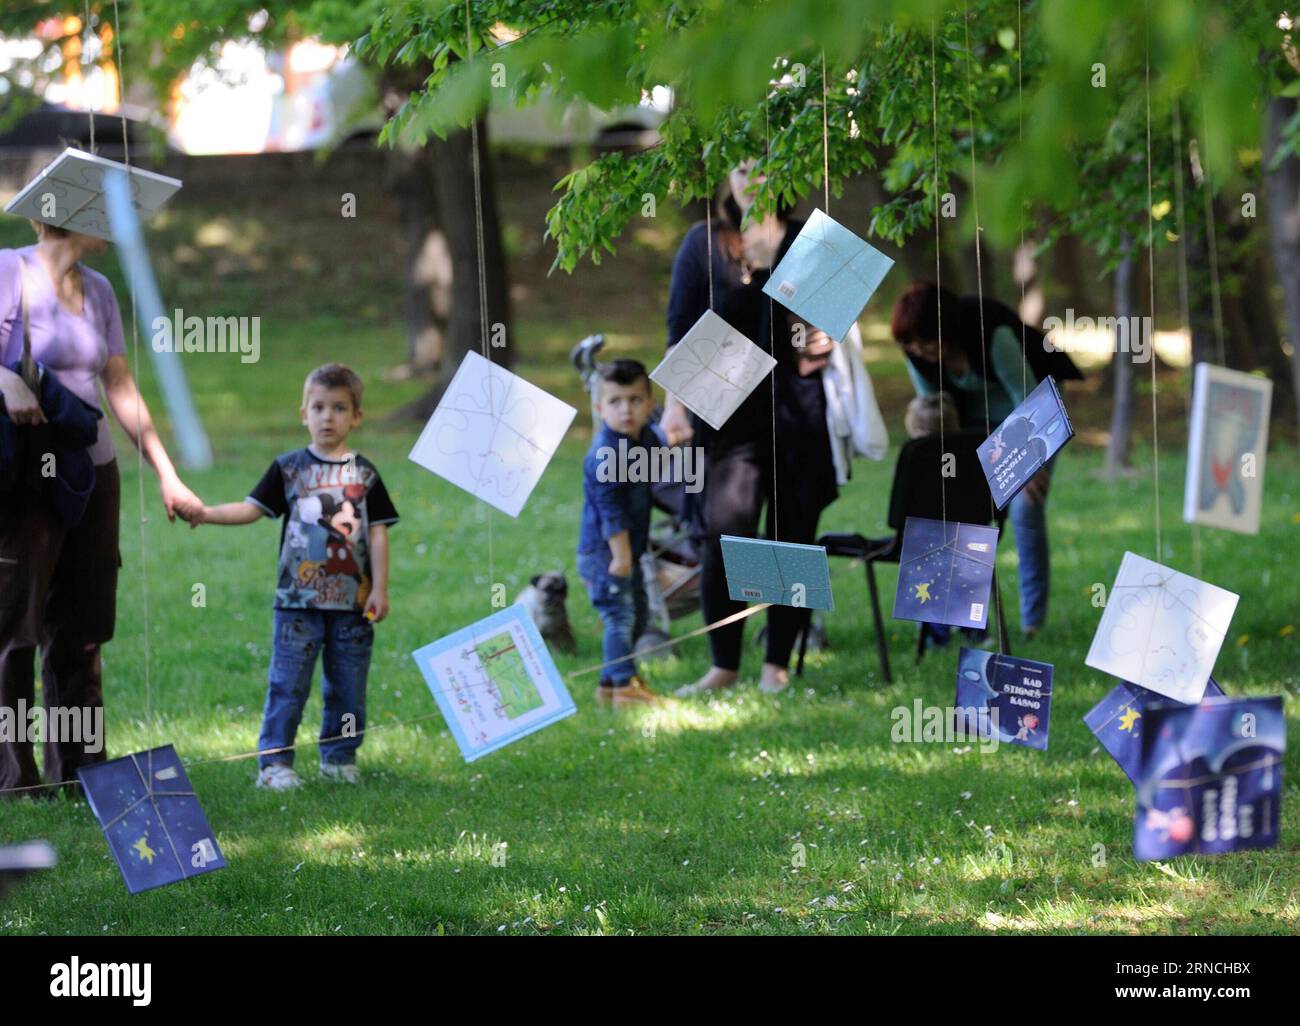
[0,221,203,796]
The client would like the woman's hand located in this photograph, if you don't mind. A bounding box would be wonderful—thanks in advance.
[1022,468,1052,505]
[160,474,204,524]
[0,370,46,426]
[796,333,835,377]
[660,396,694,446]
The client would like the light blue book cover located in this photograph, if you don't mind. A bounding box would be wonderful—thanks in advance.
[411,605,576,762]
[720,535,834,610]
[762,208,894,342]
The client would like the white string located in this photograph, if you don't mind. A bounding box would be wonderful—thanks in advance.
[931,19,946,526]
[1143,4,1161,558]
[0,602,774,794]
[962,2,1005,652]
[107,0,152,747]
[465,0,494,594]
[705,192,714,310]
[765,94,779,541]
[1017,0,1027,399]
[1171,99,1202,577]
[821,50,830,212]
[83,2,96,154]
[1198,92,1227,366]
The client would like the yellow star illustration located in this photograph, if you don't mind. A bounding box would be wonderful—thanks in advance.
[913,582,933,604]
[132,835,158,864]
[1118,707,1141,733]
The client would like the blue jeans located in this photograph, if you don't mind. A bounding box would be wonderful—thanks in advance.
[929,462,1054,644]
[1008,463,1053,630]
[259,609,373,769]
[577,551,648,685]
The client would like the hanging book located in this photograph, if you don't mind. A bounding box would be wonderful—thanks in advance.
[1084,676,1226,785]
[762,208,894,343]
[720,536,834,610]
[893,516,998,630]
[1183,363,1272,535]
[977,376,1074,510]
[408,351,577,518]
[411,605,577,762]
[955,648,1053,750]
[1085,552,1238,704]
[1134,695,1284,861]
[4,147,181,242]
[650,310,775,430]
[78,745,225,895]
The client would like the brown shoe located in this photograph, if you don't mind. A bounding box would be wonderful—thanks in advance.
[594,676,663,707]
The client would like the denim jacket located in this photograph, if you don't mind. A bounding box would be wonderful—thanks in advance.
[578,423,657,561]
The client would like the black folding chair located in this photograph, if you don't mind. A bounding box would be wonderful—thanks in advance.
[806,429,1010,683]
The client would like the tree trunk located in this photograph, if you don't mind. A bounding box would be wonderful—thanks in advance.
[1264,95,1300,434]
[387,146,449,376]
[1104,242,1137,475]
[1183,180,1222,370]
[393,117,514,420]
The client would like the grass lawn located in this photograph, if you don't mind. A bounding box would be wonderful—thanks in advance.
[0,208,1297,936]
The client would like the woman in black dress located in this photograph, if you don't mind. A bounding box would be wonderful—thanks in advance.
[660,166,839,695]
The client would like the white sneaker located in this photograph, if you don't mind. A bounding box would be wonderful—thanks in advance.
[319,762,360,784]
[256,764,303,791]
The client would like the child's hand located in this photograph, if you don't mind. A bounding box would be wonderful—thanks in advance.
[364,591,389,623]
[179,504,206,529]
[608,555,633,577]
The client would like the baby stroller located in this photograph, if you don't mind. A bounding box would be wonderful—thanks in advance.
[570,334,828,661]
[571,334,704,656]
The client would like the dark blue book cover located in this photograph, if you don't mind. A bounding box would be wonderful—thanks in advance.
[955,648,1053,750]
[1084,677,1226,785]
[1133,695,1284,861]
[893,516,999,629]
[78,745,225,895]
[977,376,1074,510]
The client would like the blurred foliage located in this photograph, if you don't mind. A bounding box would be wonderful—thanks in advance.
[2,1,1298,274]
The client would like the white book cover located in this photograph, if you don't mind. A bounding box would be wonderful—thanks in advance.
[4,148,182,241]
[408,351,576,518]
[1183,362,1272,535]
[1085,552,1239,704]
[650,309,775,430]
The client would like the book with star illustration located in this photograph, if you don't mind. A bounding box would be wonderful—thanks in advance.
[78,745,225,895]
[977,376,1074,510]
[892,516,999,629]
[1134,695,1284,861]
[955,648,1054,750]
[1183,363,1272,535]
[1084,676,1226,785]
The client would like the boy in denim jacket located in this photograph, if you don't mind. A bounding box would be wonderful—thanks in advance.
[577,360,663,707]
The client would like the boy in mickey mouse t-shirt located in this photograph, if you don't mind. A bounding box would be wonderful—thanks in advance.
[194,364,398,790]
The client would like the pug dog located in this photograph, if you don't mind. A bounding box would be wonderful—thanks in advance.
[516,572,577,655]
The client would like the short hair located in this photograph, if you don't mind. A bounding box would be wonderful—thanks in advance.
[904,391,960,438]
[30,220,70,240]
[302,363,364,410]
[891,281,956,345]
[596,358,651,394]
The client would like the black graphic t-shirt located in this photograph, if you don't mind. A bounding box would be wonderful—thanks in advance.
[246,447,399,611]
